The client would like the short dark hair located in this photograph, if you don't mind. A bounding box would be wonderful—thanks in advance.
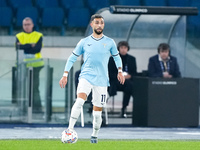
[157,43,170,53]
[90,14,104,22]
[117,41,130,51]
[23,17,33,24]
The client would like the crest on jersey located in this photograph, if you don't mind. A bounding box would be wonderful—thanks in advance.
[102,43,107,48]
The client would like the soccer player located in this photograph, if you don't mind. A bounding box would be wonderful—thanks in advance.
[59,14,125,143]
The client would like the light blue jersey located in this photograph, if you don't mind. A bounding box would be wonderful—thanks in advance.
[64,35,122,86]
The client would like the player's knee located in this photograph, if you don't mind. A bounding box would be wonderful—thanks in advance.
[93,106,103,111]
[73,98,85,109]
[77,93,87,100]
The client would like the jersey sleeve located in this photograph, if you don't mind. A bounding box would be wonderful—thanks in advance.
[64,39,84,72]
[110,39,122,69]
[64,53,78,72]
[110,39,118,56]
[72,39,84,56]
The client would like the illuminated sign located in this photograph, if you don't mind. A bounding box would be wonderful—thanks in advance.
[110,6,198,15]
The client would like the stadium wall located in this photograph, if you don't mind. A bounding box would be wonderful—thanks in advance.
[1,36,200,77]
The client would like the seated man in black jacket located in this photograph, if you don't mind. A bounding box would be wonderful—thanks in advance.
[148,43,181,78]
[108,41,137,118]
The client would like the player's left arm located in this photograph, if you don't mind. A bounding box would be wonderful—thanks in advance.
[110,40,125,84]
[117,67,125,85]
[112,53,125,84]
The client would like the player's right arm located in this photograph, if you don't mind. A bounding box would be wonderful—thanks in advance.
[59,71,69,88]
[59,53,78,88]
[59,39,84,88]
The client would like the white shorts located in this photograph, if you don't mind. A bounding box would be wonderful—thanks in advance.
[77,78,107,107]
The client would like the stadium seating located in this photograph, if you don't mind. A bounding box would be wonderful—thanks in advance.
[86,0,110,14]
[117,0,141,6]
[67,8,90,28]
[0,0,199,37]
[15,7,38,28]
[0,7,13,35]
[0,0,7,7]
[9,0,32,11]
[60,0,85,17]
[167,0,190,7]
[41,7,65,35]
[35,0,59,14]
[144,0,166,6]
[35,0,59,8]
[187,1,200,27]
[109,0,117,5]
[60,0,85,9]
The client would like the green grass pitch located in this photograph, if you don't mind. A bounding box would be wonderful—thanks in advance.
[0,139,200,150]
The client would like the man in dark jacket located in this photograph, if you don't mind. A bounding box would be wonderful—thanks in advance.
[108,41,137,118]
[148,43,181,78]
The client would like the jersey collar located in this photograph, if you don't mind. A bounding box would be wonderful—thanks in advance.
[91,34,104,41]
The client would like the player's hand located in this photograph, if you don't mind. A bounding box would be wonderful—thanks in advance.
[59,76,68,88]
[117,72,125,85]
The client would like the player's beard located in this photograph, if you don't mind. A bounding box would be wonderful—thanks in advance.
[94,28,103,35]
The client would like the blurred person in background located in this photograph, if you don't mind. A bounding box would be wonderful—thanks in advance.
[108,41,137,118]
[15,17,44,113]
[148,43,181,78]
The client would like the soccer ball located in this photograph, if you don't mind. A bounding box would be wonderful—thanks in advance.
[61,129,78,144]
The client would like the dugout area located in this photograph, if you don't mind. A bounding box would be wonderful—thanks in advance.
[86,6,200,127]
[86,6,199,77]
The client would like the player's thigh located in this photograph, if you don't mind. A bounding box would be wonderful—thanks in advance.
[92,86,107,107]
[77,78,92,100]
